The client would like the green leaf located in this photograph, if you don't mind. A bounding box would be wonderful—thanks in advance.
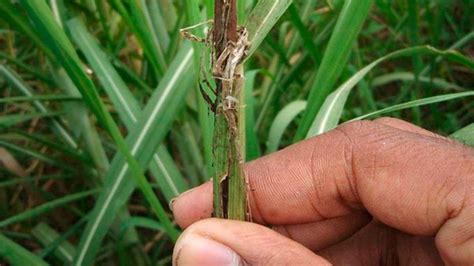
[0,0,54,60]
[35,217,86,263]
[351,91,474,121]
[0,140,75,172]
[296,0,374,140]
[0,112,63,128]
[67,18,188,200]
[0,65,78,149]
[119,217,164,238]
[0,189,99,228]
[371,72,463,91]
[0,234,48,266]
[147,0,170,52]
[184,0,214,176]
[245,70,261,160]
[74,44,194,266]
[20,0,176,252]
[255,0,321,131]
[267,100,307,153]
[0,95,80,104]
[245,0,293,59]
[49,68,110,175]
[0,52,52,84]
[32,223,76,264]
[288,4,320,62]
[451,124,474,147]
[0,175,72,189]
[109,0,166,78]
[306,46,474,137]
[1,132,90,166]
[19,0,113,132]
[420,31,474,76]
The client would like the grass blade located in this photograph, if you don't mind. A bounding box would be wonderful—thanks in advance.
[451,124,474,147]
[295,0,374,140]
[245,69,261,160]
[0,0,53,60]
[351,91,474,121]
[109,0,166,78]
[267,100,306,153]
[32,223,76,264]
[0,189,99,228]
[147,1,170,52]
[420,31,474,76]
[0,140,75,171]
[19,1,177,262]
[50,68,110,175]
[17,0,113,176]
[184,0,214,176]
[0,175,72,189]
[0,65,78,149]
[287,4,320,62]
[0,234,48,266]
[3,132,90,165]
[20,0,117,132]
[0,52,52,84]
[74,44,194,265]
[371,72,464,91]
[0,112,63,128]
[307,46,474,137]
[0,95,80,103]
[244,0,292,59]
[119,217,164,237]
[67,18,188,199]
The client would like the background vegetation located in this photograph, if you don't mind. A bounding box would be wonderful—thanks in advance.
[0,0,473,265]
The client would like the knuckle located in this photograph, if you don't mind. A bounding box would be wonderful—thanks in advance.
[374,117,403,124]
[337,120,376,137]
[334,120,376,164]
[435,195,474,265]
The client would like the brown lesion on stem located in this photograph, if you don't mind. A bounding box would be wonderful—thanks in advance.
[213,0,236,220]
[179,1,248,220]
[214,0,238,54]
[211,0,250,221]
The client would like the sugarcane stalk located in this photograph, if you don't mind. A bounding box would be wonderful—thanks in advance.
[212,0,249,221]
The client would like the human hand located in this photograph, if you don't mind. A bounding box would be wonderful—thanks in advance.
[171,118,474,265]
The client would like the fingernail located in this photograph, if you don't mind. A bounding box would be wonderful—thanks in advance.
[169,186,201,212]
[174,234,242,266]
[170,182,213,212]
[169,198,177,211]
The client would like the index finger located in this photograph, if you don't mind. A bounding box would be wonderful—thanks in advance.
[172,119,474,237]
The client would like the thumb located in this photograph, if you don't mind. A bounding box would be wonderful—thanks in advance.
[173,218,331,265]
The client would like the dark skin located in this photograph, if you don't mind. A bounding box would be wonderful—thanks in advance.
[171,118,474,265]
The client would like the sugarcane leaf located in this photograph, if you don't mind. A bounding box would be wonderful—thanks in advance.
[19,1,178,259]
[0,189,99,228]
[296,0,374,140]
[351,91,474,121]
[74,43,194,266]
[451,124,474,147]
[245,69,261,160]
[0,112,63,128]
[267,100,307,153]
[0,234,48,266]
[67,17,188,201]
[307,46,474,137]
[32,223,77,264]
[245,0,293,59]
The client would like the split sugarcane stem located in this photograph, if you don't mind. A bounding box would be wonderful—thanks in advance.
[212,0,249,221]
